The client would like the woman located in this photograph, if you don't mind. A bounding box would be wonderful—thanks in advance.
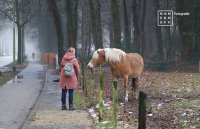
[59,47,80,110]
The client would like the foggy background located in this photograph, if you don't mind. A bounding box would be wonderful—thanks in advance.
[0,0,199,70]
[0,24,40,60]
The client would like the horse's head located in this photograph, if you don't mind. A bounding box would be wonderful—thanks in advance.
[87,49,105,69]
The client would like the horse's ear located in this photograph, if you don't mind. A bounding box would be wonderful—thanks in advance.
[97,50,100,55]
[97,50,105,57]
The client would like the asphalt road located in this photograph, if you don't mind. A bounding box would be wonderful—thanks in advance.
[0,62,45,129]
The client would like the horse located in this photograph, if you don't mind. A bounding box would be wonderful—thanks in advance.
[87,48,144,109]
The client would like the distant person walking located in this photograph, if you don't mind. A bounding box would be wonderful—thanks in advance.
[32,52,35,60]
[59,47,80,110]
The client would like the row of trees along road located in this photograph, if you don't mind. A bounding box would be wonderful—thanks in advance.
[0,0,200,65]
[0,0,40,64]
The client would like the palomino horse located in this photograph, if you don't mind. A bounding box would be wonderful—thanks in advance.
[87,48,144,107]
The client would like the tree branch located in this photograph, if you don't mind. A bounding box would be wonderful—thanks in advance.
[0,9,14,22]
[21,0,41,26]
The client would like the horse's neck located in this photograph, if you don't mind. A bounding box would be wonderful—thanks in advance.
[107,61,115,67]
[106,54,127,70]
[105,53,126,63]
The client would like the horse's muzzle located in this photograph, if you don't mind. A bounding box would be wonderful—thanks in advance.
[87,62,94,70]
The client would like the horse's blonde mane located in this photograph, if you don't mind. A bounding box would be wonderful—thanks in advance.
[97,48,126,62]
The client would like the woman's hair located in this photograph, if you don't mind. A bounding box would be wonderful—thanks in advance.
[67,47,75,53]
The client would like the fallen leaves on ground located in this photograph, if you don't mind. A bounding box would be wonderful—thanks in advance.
[83,67,200,129]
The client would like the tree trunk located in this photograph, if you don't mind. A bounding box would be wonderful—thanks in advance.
[21,25,25,62]
[80,0,92,58]
[88,31,91,56]
[109,24,114,48]
[122,0,131,51]
[47,0,64,65]
[16,0,22,64]
[177,0,200,61]
[17,24,22,64]
[66,0,78,50]
[89,0,103,49]
[111,0,121,48]
[138,0,146,58]
[165,27,172,60]
[154,0,164,59]
[73,0,78,50]
[109,0,114,48]
[161,0,172,60]
[21,7,25,62]
[132,0,140,52]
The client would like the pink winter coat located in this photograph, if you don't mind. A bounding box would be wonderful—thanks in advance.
[59,51,80,89]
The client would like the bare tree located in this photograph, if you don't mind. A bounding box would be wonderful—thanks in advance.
[122,0,131,51]
[153,0,164,59]
[132,0,140,52]
[46,0,64,65]
[111,0,121,48]
[78,0,92,58]
[66,0,78,50]
[0,0,41,64]
[160,0,172,60]
[89,0,103,49]
[137,0,146,58]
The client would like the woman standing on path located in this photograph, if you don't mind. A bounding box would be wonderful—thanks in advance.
[59,47,80,110]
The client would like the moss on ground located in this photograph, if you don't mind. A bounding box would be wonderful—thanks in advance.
[0,72,14,86]
[74,90,85,109]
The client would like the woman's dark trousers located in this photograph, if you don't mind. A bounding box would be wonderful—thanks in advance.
[61,88,74,108]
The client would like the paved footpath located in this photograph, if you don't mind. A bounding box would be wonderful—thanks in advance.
[0,62,45,129]
[21,68,93,129]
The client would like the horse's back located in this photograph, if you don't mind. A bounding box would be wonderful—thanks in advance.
[126,53,144,77]
[127,53,144,65]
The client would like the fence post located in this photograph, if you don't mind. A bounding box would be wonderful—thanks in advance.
[98,66,103,121]
[138,91,147,129]
[113,81,118,129]
[89,70,94,106]
[81,63,87,96]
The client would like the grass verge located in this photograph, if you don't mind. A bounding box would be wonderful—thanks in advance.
[0,71,15,86]
[0,62,28,86]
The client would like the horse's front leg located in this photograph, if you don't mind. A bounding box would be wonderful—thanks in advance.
[123,75,129,113]
[124,75,129,102]
[135,77,139,99]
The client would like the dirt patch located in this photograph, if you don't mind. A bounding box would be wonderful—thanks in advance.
[30,109,93,126]
[83,67,200,129]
